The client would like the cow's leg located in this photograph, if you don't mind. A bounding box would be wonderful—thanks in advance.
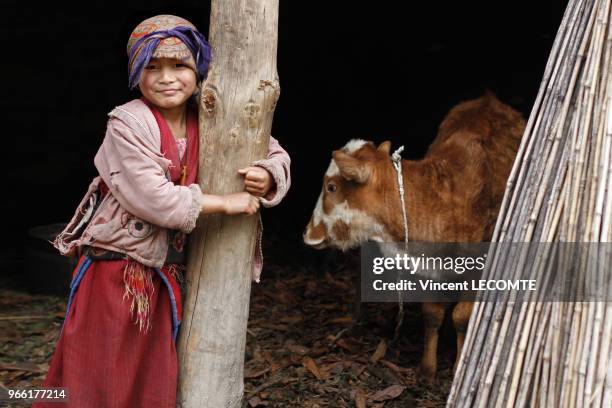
[420,302,446,381]
[347,249,364,323]
[452,301,473,374]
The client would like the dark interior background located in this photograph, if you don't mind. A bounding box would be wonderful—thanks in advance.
[2,0,568,282]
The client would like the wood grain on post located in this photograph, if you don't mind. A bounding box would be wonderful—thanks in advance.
[176,1,279,407]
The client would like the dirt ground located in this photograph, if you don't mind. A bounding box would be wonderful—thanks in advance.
[0,232,455,407]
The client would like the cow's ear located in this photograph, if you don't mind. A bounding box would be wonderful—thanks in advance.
[333,150,371,183]
[378,141,392,155]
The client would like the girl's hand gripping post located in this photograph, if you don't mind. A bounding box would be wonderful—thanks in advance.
[237,166,274,197]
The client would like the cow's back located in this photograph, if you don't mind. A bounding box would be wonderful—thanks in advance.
[422,93,525,240]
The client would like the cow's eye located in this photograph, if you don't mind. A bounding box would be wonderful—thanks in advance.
[326,183,337,193]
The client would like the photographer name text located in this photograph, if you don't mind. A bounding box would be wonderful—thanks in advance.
[372,279,537,291]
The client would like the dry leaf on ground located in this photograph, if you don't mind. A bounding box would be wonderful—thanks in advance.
[302,356,328,380]
[369,384,406,402]
[370,339,387,363]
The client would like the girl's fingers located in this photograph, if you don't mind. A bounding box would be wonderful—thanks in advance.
[239,167,264,182]
[244,196,259,214]
[245,181,265,196]
[247,204,258,215]
[249,173,264,182]
[238,166,258,175]
[245,186,263,195]
[245,180,263,189]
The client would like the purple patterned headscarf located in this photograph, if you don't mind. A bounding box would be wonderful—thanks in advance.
[127,15,212,90]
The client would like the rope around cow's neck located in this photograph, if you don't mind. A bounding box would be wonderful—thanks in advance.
[391,146,409,249]
[391,146,408,342]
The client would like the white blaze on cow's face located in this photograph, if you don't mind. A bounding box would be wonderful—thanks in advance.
[303,139,393,251]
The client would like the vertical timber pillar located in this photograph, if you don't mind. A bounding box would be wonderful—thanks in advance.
[176,1,279,407]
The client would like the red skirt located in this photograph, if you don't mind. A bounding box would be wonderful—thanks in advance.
[33,255,183,408]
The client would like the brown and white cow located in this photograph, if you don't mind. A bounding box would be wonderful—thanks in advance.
[303,92,525,380]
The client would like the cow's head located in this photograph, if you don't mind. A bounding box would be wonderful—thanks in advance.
[303,139,395,251]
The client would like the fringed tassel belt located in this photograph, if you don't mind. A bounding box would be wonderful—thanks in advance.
[122,260,185,340]
[122,260,156,333]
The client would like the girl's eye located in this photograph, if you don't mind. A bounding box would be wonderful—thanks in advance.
[326,183,337,193]
[144,65,158,70]
[175,63,188,68]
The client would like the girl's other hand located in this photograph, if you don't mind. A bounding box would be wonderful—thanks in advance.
[223,192,260,215]
[237,166,273,197]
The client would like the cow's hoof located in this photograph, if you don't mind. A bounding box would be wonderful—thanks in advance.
[418,364,437,385]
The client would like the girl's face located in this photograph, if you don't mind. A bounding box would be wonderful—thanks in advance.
[138,57,197,110]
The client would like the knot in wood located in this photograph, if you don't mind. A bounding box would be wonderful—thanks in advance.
[244,101,261,128]
[201,88,218,117]
[258,79,281,111]
[230,125,240,139]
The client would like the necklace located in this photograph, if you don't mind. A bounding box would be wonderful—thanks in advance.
[179,115,189,185]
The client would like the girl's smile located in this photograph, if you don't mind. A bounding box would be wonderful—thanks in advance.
[159,89,180,96]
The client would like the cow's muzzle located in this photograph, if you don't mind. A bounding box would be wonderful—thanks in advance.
[303,219,328,249]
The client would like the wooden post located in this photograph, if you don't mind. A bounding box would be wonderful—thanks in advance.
[176,1,279,407]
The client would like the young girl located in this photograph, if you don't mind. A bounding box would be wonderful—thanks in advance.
[33,14,291,408]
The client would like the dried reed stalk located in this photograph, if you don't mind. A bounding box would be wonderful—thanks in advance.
[448,0,612,406]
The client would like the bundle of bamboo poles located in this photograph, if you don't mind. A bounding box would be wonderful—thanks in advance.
[448,0,612,406]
